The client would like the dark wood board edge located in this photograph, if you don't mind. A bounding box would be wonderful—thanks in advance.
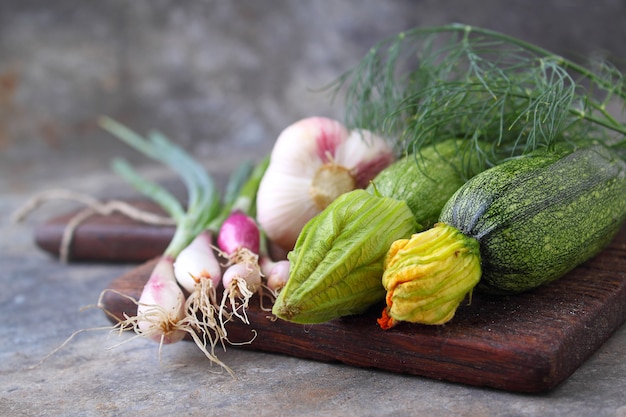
[34,200,174,262]
[100,225,626,393]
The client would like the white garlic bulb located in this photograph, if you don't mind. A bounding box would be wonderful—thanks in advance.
[256,116,395,251]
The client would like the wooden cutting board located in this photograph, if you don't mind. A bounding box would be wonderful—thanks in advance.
[35,203,626,393]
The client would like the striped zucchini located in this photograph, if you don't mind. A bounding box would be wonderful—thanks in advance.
[367,138,486,230]
[442,144,626,294]
[380,144,626,327]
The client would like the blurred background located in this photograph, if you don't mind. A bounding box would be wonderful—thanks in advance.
[1,0,625,194]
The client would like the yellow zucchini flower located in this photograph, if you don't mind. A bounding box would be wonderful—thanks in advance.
[378,222,481,328]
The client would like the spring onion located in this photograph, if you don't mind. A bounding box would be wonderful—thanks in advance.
[99,117,244,371]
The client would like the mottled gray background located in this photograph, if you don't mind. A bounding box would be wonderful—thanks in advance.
[2,3,626,416]
[1,0,626,192]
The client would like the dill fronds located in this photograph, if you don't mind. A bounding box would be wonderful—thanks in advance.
[332,23,626,171]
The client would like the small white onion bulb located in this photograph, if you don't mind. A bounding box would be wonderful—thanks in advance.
[256,116,395,251]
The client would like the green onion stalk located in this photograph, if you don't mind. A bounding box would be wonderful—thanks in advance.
[99,117,267,374]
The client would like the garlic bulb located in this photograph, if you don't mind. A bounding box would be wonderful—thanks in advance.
[256,116,395,251]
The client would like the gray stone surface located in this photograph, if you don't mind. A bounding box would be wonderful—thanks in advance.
[2,1,626,416]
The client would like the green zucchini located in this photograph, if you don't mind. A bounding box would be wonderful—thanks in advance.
[380,144,626,327]
[272,140,488,324]
[272,189,417,324]
[367,138,486,229]
[441,144,626,294]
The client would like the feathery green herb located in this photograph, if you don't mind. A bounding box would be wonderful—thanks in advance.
[333,23,626,170]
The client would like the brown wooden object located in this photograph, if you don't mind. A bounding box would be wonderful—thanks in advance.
[34,201,175,262]
[98,225,626,393]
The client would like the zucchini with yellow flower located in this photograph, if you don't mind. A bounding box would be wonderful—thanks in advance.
[379,144,626,328]
[272,189,417,324]
[272,139,487,324]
